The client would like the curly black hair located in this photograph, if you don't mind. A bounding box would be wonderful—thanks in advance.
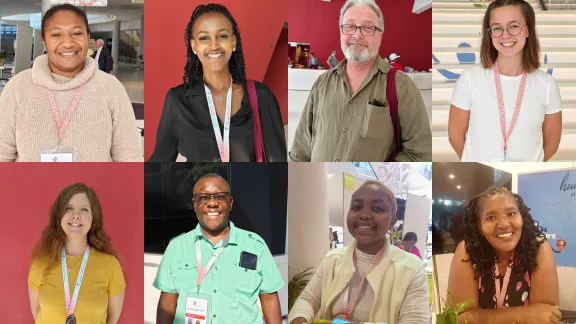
[183,4,246,88]
[462,187,546,282]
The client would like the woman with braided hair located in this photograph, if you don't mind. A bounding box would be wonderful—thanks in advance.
[149,3,286,162]
[448,186,561,324]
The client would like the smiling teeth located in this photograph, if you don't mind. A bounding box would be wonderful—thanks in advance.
[501,42,515,47]
[358,226,373,229]
[61,52,76,56]
[206,212,220,216]
[69,224,82,227]
[208,53,222,58]
[497,233,512,238]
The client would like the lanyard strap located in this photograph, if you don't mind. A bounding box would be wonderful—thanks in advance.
[338,248,383,320]
[61,246,90,315]
[493,61,527,153]
[47,83,87,140]
[204,77,233,162]
[195,238,226,291]
[494,263,512,309]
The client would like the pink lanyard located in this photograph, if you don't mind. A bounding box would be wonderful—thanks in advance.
[493,61,527,159]
[46,83,86,139]
[494,263,512,309]
[195,238,226,293]
[336,247,383,320]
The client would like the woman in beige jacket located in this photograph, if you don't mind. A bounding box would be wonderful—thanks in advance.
[0,3,142,162]
[289,181,430,324]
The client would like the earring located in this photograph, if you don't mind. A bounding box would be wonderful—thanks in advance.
[233,48,236,52]
[193,51,197,55]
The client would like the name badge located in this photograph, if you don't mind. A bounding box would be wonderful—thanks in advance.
[40,146,77,162]
[185,294,210,324]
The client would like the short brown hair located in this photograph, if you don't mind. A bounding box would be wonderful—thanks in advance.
[355,180,398,217]
[480,0,540,73]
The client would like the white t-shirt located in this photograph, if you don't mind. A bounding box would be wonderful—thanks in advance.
[451,64,561,162]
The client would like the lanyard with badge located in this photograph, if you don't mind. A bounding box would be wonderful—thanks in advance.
[40,83,86,162]
[204,77,233,162]
[185,237,227,324]
[61,246,90,324]
[332,247,384,323]
[493,61,527,162]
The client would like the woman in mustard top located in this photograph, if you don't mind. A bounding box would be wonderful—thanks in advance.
[28,183,125,324]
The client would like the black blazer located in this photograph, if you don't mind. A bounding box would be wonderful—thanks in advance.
[148,80,287,162]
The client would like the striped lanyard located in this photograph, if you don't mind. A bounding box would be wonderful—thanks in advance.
[204,77,233,162]
[337,247,383,320]
[47,83,86,140]
[494,263,512,309]
[493,61,527,160]
[195,237,227,293]
[61,246,90,316]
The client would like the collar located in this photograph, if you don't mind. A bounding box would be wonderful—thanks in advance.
[335,55,389,76]
[192,220,238,247]
[31,54,96,91]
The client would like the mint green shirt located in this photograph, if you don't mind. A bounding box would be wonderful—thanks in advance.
[153,221,284,324]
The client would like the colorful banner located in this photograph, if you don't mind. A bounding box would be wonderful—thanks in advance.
[518,169,576,267]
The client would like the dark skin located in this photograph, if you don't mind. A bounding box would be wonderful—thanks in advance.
[291,183,396,324]
[448,194,560,324]
[42,10,90,78]
[190,12,243,124]
[156,176,282,324]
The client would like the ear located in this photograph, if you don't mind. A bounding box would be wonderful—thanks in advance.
[229,197,234,210]
[190,39,196,55]
[233,34,237,51]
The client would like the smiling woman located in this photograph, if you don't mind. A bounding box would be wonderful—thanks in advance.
[28,183,125,324]
[447,187,561,324]
[0,3,142,162]
[148,3,286,162]
[288,180,430,324]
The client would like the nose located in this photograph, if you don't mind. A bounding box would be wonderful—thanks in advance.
[352,27,364,38]
[72,212,80,220]
[497,218,511,229]
[61,33,76,47]
[206,196,219,208]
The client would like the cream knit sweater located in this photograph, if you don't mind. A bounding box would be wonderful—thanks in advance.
[0,55,142,161]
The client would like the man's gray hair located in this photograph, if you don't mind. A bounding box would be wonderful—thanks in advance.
[339,0,384,30]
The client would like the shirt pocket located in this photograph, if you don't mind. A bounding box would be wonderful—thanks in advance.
[231,265,260,298]
[360,102,394,142]
[171,260,198,293]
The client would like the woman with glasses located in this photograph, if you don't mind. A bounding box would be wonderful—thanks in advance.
[28,183,125,323]
[448,0,562,162]
[288,181,429,324]
[148,3,287,162]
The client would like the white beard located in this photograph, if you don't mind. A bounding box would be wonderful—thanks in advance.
[344,45,372,63]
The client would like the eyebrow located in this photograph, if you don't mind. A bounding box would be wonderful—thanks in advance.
[490,20,522,26]
[197,28,230,35]
[352,198,387,203]
[344,19,377,26]
[67,204,91,208]
[483,207,517,214]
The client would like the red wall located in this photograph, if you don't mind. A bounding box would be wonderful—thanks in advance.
[0,163,144,323]
[288,0,431,71]
[144,0,288,160]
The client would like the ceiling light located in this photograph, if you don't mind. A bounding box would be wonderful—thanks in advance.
[457,185,461,189]
[449,174,454,179]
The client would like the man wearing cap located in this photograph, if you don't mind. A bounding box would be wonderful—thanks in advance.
[389,53,404,71]
[154,173,284,324]
[290,0,431,162]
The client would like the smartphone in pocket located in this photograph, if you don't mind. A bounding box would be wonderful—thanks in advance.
[239,251,258,270]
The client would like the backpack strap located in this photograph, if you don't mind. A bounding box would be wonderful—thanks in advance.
[385,68,401,162]
[246,80,267,162]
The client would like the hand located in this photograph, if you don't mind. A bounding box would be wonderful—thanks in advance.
[524,303,562,324]
[289,318,309,324]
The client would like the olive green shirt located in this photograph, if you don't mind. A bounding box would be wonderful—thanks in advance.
[153,221,284,324]
[289,56,431,162]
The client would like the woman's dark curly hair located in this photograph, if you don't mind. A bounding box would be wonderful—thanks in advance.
[183,4,246,88]
[462,187,546,282]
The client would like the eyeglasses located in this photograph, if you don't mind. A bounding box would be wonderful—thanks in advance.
[487,22,525,38]
[193,192,231,204]
[340,24,382,36]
